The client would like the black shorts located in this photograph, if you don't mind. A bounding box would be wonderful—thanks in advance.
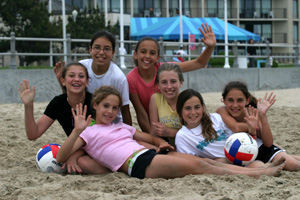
[131,149,157,179]
[255,144,285,163]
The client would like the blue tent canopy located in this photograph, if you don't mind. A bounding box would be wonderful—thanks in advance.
[130,16,260,41]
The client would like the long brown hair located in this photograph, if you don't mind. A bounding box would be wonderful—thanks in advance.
[176,89,217,142]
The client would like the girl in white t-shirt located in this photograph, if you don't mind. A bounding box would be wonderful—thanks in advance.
[54,30,131,125]
[175,89,276,168]
[56,85,285,179]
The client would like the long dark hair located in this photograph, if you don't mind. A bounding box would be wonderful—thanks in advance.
[177,89,217,142]
[89,30,116,52]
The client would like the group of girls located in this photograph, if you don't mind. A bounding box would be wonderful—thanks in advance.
[18,23,298,179]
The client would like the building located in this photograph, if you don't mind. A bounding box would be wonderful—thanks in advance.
[49,0,299,57]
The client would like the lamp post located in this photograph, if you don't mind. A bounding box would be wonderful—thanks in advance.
[72,9,78,22]
[223,0,230,68]
[62,0,67,62]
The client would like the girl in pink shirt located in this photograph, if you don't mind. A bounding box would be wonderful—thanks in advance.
[57,85,285,179]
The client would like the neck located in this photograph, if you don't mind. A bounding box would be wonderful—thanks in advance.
[165,96,178,111]
[138,67,155,83]
[66,91,86,109]
[92,62,109,75]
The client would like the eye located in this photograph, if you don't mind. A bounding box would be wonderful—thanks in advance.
[237,99,244,103]
[103,104,110,108]
[171,79,177,84]
[150,51,156,55]
[184,106,191,111]
[104,47,112,52]
[195,105,201,109]
[161,80,167,85]
[113,106,118,110]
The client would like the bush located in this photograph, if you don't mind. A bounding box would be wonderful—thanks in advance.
[255,58,278,68]
[209,52,234,68]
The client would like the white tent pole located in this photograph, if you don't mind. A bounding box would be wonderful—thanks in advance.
[62,0,67,63]
[179,0,183,46]
[224,0,230,68]
[120,0,126,68]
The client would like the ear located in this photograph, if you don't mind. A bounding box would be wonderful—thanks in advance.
[112,50,116,57]
[60,77,66,87]
[89,46,92,54]
[246,97,251,106]
[179,80,183,88]
[93,102,98,110]
[155,54,161,62]
[133,51,138,60]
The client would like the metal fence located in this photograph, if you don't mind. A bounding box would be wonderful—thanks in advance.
[1,32,299,68]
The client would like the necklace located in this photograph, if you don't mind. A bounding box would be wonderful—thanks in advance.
[187,127,202,136]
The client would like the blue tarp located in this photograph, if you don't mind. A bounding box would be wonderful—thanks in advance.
[130,16,260,41]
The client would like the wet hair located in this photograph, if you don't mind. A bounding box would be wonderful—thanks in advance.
[61,62,89,91]
[133,37,160,66]
[91,85,123,118]
[176,89,217,142]
[155,63,184,85]
[222,81,257,108]
[89,30,116,52]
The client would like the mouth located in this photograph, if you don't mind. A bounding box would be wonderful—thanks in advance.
[71,83,81,88]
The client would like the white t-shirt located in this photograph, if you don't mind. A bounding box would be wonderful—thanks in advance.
[175,113,233,159]
[176,49,187,56]
[79,59,130,122]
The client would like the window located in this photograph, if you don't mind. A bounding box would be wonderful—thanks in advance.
[96,0,128,13]
[294,22,299,43]
[293,0,298,18]
[135,0,161,17]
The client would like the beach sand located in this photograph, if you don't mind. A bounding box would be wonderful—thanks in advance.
[1,88,300,200]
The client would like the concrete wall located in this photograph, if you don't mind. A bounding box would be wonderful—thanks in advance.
[1,68,299,104]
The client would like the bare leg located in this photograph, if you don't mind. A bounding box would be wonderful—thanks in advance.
[272,152,300,171]
[77,155,111,174]
[144,152,285,179]
[168,152,283,171]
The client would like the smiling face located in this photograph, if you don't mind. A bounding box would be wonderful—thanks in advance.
[89,37,115,72]
[181,96,204,129]
[93,94,120,124]
[223,88,250,120]
[158,70,183,100]
[133,40,160,70]
[62,65,89,93]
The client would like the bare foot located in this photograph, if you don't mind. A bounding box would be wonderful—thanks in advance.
[269,157,286,168]
[263,161,285,177]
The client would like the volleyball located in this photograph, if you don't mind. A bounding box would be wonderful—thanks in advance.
[36,143,65,173]
[224,132,258,166]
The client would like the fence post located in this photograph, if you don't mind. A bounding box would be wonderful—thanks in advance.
[265,40,271,68]
[50,41,53,67]
[9,32,17,69]
[232,40,239,68]
[159,37,165,61]
[67,34,71,62]
[115,35,120,66]
[294,41,299,67]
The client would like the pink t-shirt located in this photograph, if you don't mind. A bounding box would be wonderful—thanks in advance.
[80,122,145,172]
[126,63,161,116]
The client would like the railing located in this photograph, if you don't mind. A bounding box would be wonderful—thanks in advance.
[1,32,299,69]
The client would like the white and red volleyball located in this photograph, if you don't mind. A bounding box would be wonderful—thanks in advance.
[36,143,65,173]
[224,132,258,166]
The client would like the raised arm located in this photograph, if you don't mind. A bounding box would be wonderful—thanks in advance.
[256,92,276,147]
[53,61,66,93]
[18,80,54,140]
[178,23,216,72]
[216,106,249,133]
[57,104,91,163]
[130,93,151,133]
[244,107,259,139]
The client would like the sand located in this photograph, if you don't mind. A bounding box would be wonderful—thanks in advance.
[1,88,300,200]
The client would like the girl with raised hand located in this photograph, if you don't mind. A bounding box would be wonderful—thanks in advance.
[56,85,285,179]
[149,63,183,147]
[127,23,216,133]
[217,81,300,171]
[175,88,271,168]
[54,30,131,126]
[18,62,109,174]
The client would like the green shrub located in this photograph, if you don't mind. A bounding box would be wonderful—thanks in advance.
[209,52,234,68]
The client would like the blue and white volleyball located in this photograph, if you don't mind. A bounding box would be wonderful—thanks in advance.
[224,132,258,166]
[36,143,65,173]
